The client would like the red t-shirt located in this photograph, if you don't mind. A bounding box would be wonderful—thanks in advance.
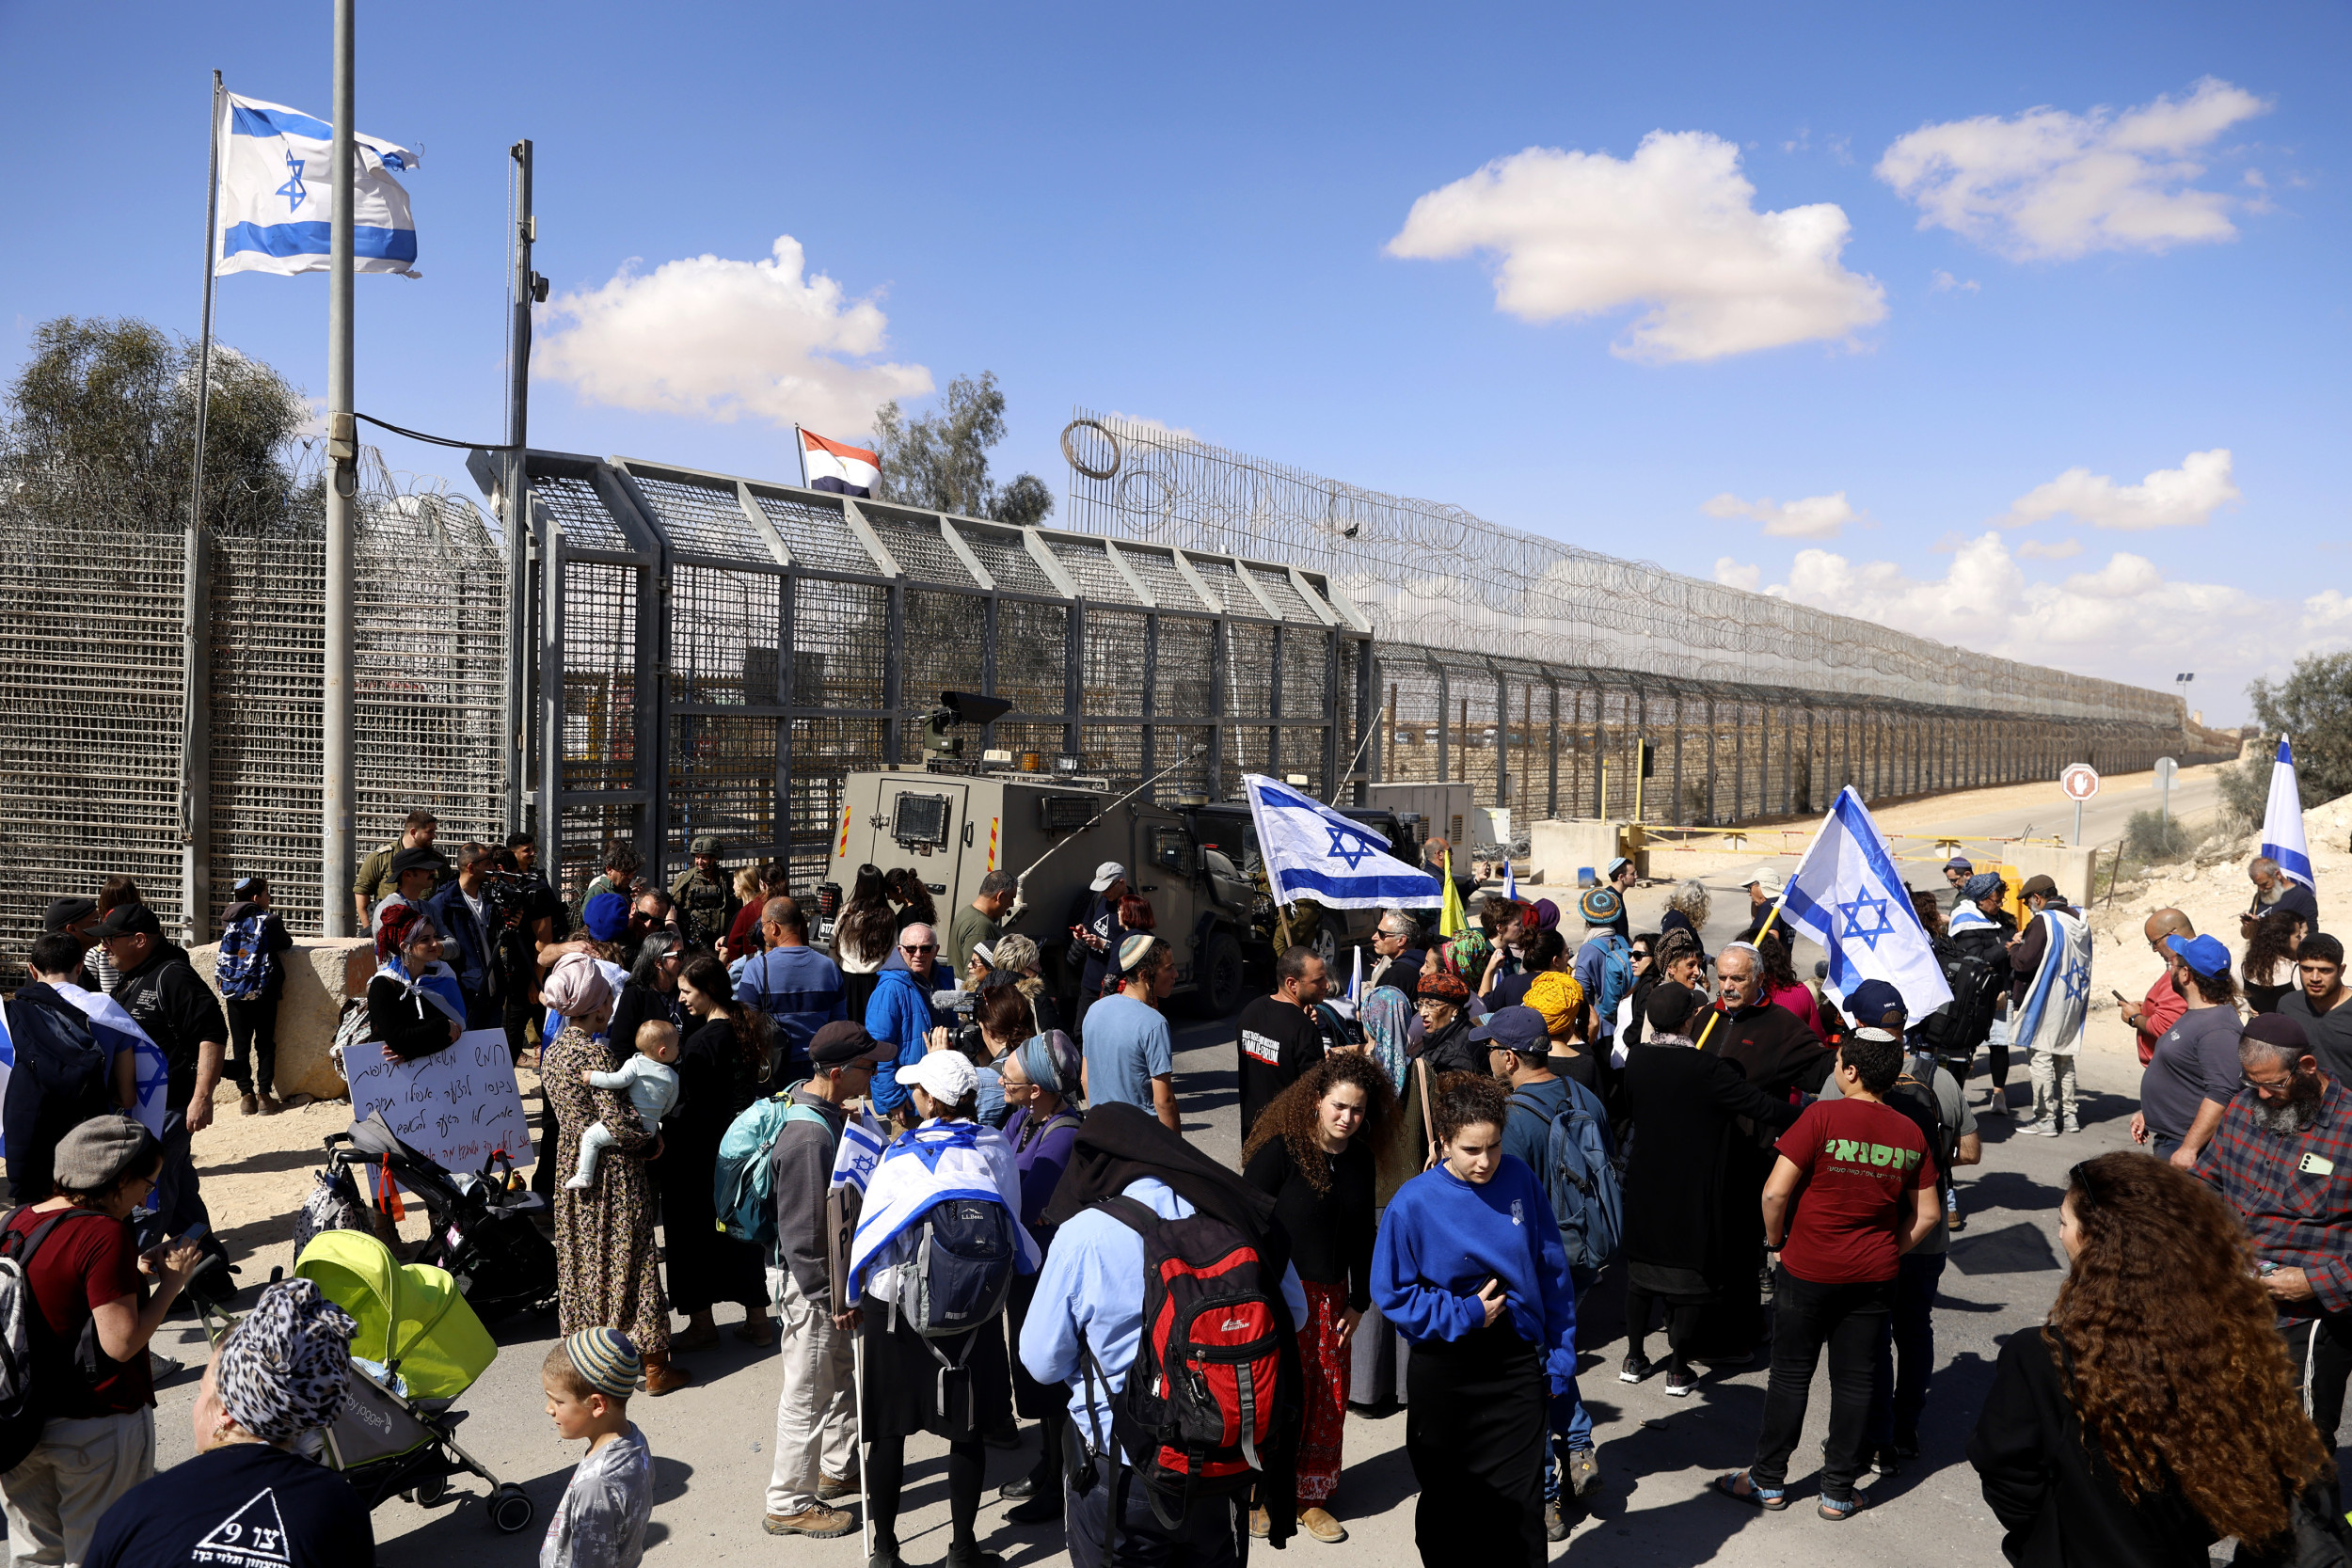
[1774,1098,1936,1285]
[0,1206,152,1416]
[726,900,764,957]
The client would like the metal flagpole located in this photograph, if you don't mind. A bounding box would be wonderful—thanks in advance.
[794,423,808,488]
[321,0,358,937]
[505,138,537,839]
[180,70,225,944]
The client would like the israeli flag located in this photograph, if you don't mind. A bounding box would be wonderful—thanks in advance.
[2260,736,2315,891]
[215,90,421,277]
[1775,787,1953,1015]
[1242,773,1440,911]
[828,1107,888,1196]
[0,985,170,1161]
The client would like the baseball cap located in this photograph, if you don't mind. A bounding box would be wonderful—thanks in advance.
[1090,862,1127,893]
[2166,932,2232,976]
[94,904,162,940]
[1747,869,1787,895]
[809,1020,885,1067]
[902,1050,979,1106]
[1844,978,1907,1026]
[42,896,96,933]
[1467,1005,1548,1054]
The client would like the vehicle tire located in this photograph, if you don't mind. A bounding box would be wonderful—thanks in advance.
[490,1485,535,1533]
[1195,931,1247,1017]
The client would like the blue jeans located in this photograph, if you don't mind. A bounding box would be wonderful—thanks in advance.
[1542,1278,1596,1501]
[1868,1251,1947,1451]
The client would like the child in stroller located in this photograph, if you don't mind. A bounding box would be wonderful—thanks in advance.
[567,1020,679,1191]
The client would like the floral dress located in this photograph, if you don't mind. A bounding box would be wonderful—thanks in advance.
[546,1022,668,1355]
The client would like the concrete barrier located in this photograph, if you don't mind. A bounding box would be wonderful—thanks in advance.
[2009,843,2102,911]
[1527,820,1642,889]
[185,938,373,1102]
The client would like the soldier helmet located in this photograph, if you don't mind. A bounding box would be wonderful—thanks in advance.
[691,836,722,857]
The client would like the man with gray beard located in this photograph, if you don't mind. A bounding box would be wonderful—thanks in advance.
[2194,1013,2352,1445]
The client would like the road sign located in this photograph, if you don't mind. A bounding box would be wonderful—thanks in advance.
[2061,764,2100,801]
[2154,756,2178,786]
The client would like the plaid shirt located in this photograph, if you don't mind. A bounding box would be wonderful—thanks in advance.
[2195,1077,2352,1319]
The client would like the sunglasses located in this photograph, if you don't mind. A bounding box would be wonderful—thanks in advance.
[903,942,937,954]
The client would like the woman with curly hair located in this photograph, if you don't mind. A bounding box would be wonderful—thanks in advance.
[1372,1073,1577,1568]
[1242,1053,1398,1543]
[1970,1152,2336,1566]
[2244,912,2308,1016]
[1660,879,1711,966]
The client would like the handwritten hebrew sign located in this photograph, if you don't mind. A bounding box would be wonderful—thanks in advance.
[343,1031,534,1179]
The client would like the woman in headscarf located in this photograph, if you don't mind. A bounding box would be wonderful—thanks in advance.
[1525,970,1596,1092]
[1412,970,1480,1076]
[366,905,466,1064]
[542,952,683,1394]
[1352,983,1422,1410]
[995,1027,1085,1523]
[80,1278,373,1567]
[661,955,773,1353]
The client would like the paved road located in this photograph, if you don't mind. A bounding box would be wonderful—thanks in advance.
[1896,765,2224,859]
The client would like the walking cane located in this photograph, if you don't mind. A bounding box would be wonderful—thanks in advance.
[853,1327,871,1559]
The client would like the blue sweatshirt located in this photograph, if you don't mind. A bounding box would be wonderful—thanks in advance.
[866,953,943,1116]
[1371,1155,1579,1392]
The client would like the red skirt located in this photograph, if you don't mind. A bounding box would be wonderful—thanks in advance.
[1296,1279,1352,1502]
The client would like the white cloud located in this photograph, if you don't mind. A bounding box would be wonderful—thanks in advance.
[1105,411,1201,444]
[1703,489,1859,540]
[536,235,932,435]
[1713,556,1762,592]
[1929,269,1980,293]
[1387,131,1887,362]
[2016,536,2083,561]
[1995,448,2239,531]
[1876,77,2270,261]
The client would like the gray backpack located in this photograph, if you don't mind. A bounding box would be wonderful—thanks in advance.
[889,1198,1018,1338]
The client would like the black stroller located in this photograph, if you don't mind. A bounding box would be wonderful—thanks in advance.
[306,1112,558,1324]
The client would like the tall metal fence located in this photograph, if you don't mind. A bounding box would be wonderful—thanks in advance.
[0,460,509,984]
[1060,411,2230,829]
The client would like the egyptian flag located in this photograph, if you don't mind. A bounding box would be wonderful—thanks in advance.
[801,428,880,498]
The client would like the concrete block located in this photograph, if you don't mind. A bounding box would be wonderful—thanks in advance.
[1528,820,1635,890]
[2008,844,2101,911]
[185,938,373,1102]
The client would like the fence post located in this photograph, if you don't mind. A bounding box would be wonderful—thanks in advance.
[1549,678,1562,819]
[1142,612,1160,784]
[1495,666,1510,808]
[1203,612,1225,795]
[1436,662,1451,786]
[178,524,213,943]
[1705,695,1717,824]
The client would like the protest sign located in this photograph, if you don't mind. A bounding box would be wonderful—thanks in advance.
[343,1030,534,1178]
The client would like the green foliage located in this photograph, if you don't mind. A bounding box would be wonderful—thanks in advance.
[0,316,316,535]
[2125,808,2189,863]
[2242,653,2352,811]
[2217,753,2268,831]
[873,371,1056,526]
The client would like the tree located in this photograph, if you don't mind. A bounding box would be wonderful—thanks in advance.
[2216,651,2352,826]
[0,316,316,535]
[873,371,1057,526]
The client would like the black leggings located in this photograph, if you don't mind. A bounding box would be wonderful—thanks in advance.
[1625,1284,1706,1373]
[867,1435,984,1552]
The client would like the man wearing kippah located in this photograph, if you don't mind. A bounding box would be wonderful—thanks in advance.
[541,1328,654,1568]
[1082,935,1180,1131]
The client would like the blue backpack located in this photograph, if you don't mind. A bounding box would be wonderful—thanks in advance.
[215,915,277,1002]
[1509,1080,1623,1279]
[715,1085,835,1247]
[1582,933,1635,1031]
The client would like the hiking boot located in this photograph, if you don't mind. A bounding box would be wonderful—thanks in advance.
[818,1473,858,1501]
[238,1094,259,1117]
[763,1505,854,1538]
[1664,1368,1698,1398]
[642,1352,691,1396]
[1566,1447,1600,1498]
[1547,1499,1570,1542]
[1299,1507,1347,1544]
[1006,1491,1061,1525]
[1248,1508,1271,1539]
[260,1095,283,1116]
[1618,1350,1654,1385]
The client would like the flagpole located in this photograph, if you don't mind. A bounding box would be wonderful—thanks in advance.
[180,69,225,946]
[794,423,808,488]
[321,0,358,938]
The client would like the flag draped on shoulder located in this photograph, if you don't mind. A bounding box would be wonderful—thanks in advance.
[215,90,421,277]
[2261,736,2315,891]
[0,986,171,1155]
[801,429,880,499]
[843,1120,1037,1306]
[1242,773,1441,912]
[1774,786,1954,1015]
[2013,906,2092,1057]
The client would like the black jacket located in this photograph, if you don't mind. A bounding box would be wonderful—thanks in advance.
[1969,1331,2217,1568]
[365,974,458,1064]
[1417,1014,1484,1079]
[1620,1043,1800,1275]
[112,946,225,1111]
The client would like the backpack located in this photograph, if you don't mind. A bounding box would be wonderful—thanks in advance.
[1508,1081,1624,1276]
[1883,1053,1960,1200]
[214,914,277,1001]
[1584,934,1636,1032]
[886,1198,1019,1338]
[0,1207,109,1473]
[715,1086,836,1248]
[1915,936,2003,1064]
[1082,1194,1295,1530]
[1,994,114,1184]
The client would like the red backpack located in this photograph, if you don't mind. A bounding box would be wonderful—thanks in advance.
[1080,1195,1296,1528]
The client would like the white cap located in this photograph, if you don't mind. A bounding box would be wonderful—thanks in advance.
[1090,862,1128,892]
[902,1050,979,1107]
[1747,869,1787,895]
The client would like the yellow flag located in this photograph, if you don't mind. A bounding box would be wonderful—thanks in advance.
[1438,848,1467,939]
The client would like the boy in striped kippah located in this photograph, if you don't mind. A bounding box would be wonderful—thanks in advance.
[541,1329,655,1568]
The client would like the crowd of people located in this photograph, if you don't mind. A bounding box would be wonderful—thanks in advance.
[5,818,2351,1568]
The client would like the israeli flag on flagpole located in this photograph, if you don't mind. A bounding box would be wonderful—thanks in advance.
[1503,858,1518,902]
[215,90,421,277]
[1243,774,1440,911]
[1774,786,1954,1015]
[2260,736,2315,891]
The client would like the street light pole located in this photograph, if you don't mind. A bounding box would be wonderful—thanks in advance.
[321,0,358,936]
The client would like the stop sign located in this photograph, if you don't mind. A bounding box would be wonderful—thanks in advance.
[2061,763,2100,801]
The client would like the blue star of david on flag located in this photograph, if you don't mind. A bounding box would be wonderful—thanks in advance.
[276,155,307,214]
[1242,774,1440,911]
[1836,889,1898,951]
[1327,826,1376,870]
[2061,959,2090,1003]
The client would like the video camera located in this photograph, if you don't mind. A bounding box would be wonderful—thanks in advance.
[921,690,1014,760]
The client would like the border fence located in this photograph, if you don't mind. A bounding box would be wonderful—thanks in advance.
[1,416,2232,984]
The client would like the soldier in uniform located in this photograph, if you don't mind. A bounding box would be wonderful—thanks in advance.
[672,835,740,955]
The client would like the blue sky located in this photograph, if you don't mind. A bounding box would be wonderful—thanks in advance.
[5,1,2344,722]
